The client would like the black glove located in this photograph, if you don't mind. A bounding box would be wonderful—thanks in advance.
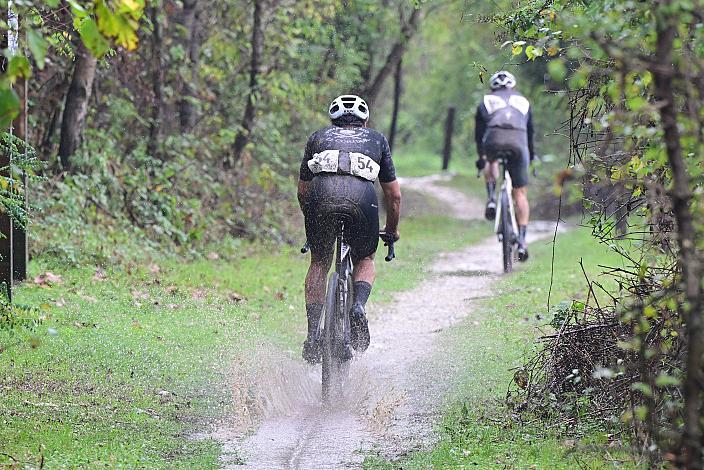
[475,159,486,171]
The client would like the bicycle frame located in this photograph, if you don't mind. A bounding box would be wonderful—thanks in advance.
[493,162,519,240]
[332,222,353,346]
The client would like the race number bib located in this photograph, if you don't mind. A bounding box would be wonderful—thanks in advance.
[308,150,340,174]
[349,152,380,181]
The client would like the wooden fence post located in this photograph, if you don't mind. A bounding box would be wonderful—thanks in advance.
[12,73,27,283]
[0,3,19,300]
[441,106,455,171]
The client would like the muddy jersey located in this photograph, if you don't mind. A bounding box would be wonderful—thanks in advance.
[299,125,397,183]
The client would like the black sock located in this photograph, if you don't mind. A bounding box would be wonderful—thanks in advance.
[486,182,496,201]
[305,304,323,337]
[519,225,527,244]
[353,281,372,307]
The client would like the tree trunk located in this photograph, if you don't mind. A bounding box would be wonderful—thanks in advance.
[58,41,97,171]
[361,6,420,107]
[148,3,164,157]
[177,0,201,132]
[652,2,703,466]
[230,0,263,166]
[388,58,402,152]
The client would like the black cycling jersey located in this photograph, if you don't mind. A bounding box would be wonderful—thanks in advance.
[474,87,535,160]
[299,125,397,183]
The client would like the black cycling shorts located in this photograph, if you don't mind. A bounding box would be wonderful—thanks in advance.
[303,174,379,260]
[483,128,530,188]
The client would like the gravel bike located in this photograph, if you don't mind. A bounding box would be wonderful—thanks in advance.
[302,225,395,402]
[491,152,520,273]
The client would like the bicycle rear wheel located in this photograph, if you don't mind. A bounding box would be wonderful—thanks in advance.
[500,190,514,273]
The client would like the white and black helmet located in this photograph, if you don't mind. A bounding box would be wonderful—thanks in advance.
[328,94,369,121]
[489,71,517,90]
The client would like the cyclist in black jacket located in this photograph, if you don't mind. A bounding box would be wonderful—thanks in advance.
[298,95,401,364]
[475,71,535,261]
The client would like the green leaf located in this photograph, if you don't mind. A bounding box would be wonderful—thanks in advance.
[631,382,653,397]
[0,88,20,128]
[79,19,111,57]
[627,96,648,111]
[27,29,48,69]
[655,374,679,388]
[6,56,31,81]
[548,59,566,80]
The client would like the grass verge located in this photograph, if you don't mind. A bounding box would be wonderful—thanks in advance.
[365,226,639,468]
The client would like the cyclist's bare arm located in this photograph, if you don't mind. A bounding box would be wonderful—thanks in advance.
[297,179,311,210]
[380,180,401,238]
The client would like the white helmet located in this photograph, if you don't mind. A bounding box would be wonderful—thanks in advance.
[489,71,516,90]
[328,95,369,121]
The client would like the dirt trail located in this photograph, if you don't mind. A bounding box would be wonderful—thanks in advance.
[215,175,558,469]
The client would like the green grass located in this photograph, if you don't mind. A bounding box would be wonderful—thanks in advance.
[394,149,476,178]
[0,210,487,468]
[365,226,639,469]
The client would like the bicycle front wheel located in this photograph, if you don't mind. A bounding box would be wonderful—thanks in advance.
[501,190,514,273]
[321,272,338,402]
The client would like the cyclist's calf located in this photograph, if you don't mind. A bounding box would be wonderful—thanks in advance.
[512,185,529,226]
[305,251,333,304]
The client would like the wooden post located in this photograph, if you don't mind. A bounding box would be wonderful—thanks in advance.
[0,3,19,300]
[441,106,455,171]
[12,74,27,282]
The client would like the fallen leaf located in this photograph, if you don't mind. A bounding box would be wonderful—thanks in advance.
[274,291,285,301]
[93,269,108,281]
[54,297,66,308]
[165,286,178,295]
[206,252,220,260]
[229,292,246,302]
[149,264,160,274]
[34,272,62,288]
[191,289,206,300]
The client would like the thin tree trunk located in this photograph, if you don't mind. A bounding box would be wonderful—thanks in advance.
[652,2,703,466]
[58,41,97,171]
[177,0,201,132]
[388,58,402,152]
[148,3,164,157]
[361,6,420,107]
[230,0,263,166]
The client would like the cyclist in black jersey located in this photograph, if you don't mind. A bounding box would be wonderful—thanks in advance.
[298,95,401,364]
[475,71,535,261]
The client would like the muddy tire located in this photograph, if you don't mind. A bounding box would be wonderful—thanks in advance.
[501,190,514,273]
[321,273,338,402]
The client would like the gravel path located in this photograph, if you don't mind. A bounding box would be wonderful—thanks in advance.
[212,175,558,468]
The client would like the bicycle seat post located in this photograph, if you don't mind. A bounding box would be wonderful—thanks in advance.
[336,220,344,273]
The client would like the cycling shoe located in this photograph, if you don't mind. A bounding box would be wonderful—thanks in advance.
[350,303,370,352]
[517,246,529,262]
[485,200,496,221]
[302,338,321,364]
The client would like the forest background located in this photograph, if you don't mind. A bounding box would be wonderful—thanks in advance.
[1,0,703,467]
